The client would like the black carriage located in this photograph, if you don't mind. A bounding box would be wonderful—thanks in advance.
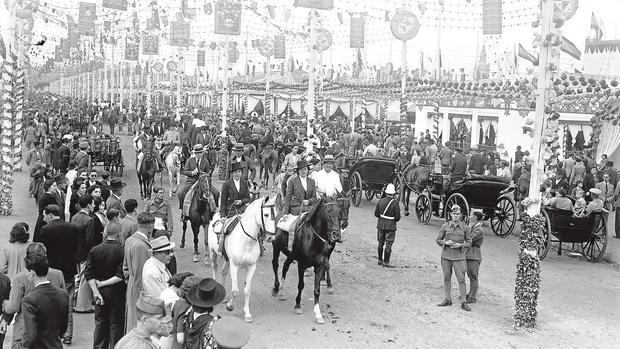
[415,174,517,237]
[342,157,399,207]
[88,136,124,176]
[538,207,608,262]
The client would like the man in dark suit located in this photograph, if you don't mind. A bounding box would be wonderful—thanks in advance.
[468,149,485,175]
[39,204,79,343]
[106,179,127,218]
[177,144,212,210]
[374,184,401,268]
[71,194,97,313]
[21,253,70,349]
[283,160,317,215]
[218,162,252,253]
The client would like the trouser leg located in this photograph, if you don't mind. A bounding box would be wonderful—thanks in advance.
[441,258,453,300]
[109,301,125,347]
[64,280,75,340]
[75,261,93,311]
[453,259,467,301]
[466,259,480,299]
[615,209,620,237]
[377,229,386,262]
[93,304,110,349]
[383,231,396,264]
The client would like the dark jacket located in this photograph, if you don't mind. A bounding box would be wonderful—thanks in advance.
[84,240,126,304]
[374,196,401,231]
[39,219,80,281]
[283,176,317,215]
[21,283,69,349]
[450,154,468,177]
[220,179,251,218]
[182,155,211,185]
[71,210,97,263]
[468,153,485,174]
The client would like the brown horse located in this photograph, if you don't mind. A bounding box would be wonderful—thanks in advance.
[259,147,278,187]
[138,150,158,199]
[181,174,217,262]
[400,163,432,216]
[271,196,343,324]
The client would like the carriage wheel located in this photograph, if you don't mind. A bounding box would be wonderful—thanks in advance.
[350,171,362,207]
[581,215,608,262]
[490,196,516,237]
[538,209,552,260]
[445,193,469,224]
[415,192,432,225]
[365,190,375,201]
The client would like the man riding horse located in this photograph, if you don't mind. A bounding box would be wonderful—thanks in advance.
[217,162,252,253]
[178,144,219,222]
[134,127,164,171]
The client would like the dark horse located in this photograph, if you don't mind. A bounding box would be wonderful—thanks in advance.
[138,150,158,199]
[400,162,432,216]
[181,174,217,263]
[270,196,345,324]
[258,147,278,187]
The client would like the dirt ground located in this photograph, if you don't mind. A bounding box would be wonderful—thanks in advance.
[1,130,618,349]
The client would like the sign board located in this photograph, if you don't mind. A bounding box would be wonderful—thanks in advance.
[258,37,274,57]
[350,17,365,48]
[170,21,191,47]
[102,0,127,11]
[294,0,334,10]
[482,0,502,35]
[78,2,97,36]
[390,9,419,41]
[315,29,332,52]
[142,35,159,55]
[214,0,242,36]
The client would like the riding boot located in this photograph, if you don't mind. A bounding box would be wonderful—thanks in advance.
[217,233,224,254]
[377,246,384,265]
[383,251,395,268]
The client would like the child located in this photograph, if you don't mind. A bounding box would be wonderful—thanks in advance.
[573,188,587,217]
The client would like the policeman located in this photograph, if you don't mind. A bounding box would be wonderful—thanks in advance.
[374,184,401,267]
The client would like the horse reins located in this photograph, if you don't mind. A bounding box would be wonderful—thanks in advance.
[231,202,276,241]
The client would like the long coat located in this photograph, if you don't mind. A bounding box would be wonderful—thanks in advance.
[39,219,80,282]
[21,283,69,349]
[220,179,251,218]
[283,176,317,215]
[123,232,151,333]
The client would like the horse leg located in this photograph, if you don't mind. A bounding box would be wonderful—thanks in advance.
[202,222,210,265]
[226,263,239,312]
[294,264,305,315]
[181,220,187,249]
[271,245,286,300]
[279,253,295,302]
[242,263,257,323]
[325,260,334,294]
[313,264,326,324]
[403,188,410,216]
[191,220,200,262]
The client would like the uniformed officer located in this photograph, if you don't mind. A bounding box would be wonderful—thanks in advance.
[465,211,484,304]
[374,183,401,267]
[436,205,472,311]
[146,187,174,235]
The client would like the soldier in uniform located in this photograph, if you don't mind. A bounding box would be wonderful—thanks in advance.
[374,184,401,267]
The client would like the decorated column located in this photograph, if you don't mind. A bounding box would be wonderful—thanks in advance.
[391,8,420,125]
[0,53,15,215]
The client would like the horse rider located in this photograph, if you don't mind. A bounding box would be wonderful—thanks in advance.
[314,154,343,197]
[217,162,252,253]
[283,160,317,216]
[177,144,219,219]
[227,143,250,181]
[162,122,181,147]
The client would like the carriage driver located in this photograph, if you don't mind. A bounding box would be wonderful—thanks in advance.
[314,154,343,197]
[217,162,252,253]
[177,144,219,221]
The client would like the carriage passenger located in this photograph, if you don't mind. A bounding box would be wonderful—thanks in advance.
[573,189,587,217]
[584,188,604,215]
[313,154,343,197]
[283,160,317,216]
[545,189,573,211]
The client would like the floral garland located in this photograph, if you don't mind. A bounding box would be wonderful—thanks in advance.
[0,54,16,215]
[514,214,546,329]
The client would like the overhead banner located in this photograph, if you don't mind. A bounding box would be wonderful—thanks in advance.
[229,41,239,63]
[147,7,160,30]
[102,0,127,11]
[482,0,502,35]
[350,17,365,48]
[274,34,286,59]
[125,42,139,61]
[214,0,242,35]
[78,2,97,36]
[67,21,79,47]
[170,21,191,46]
[197,50,205,67]
[142,35,159,55]
[294,0,334,10]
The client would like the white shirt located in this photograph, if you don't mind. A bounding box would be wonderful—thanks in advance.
[142,256,171,298]
[299,176,308,191]
[363,144,378,157]
[314,169,343,196]
[233,179,241,192]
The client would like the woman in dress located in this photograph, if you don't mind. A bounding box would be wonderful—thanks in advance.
[0,223,30,279]
[92,197,108,244]
[69,179,88,220]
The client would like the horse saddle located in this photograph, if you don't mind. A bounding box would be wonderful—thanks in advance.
[276,212,309,234]
[213,215,240,236]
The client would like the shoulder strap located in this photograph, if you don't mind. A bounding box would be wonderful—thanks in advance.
[382,199,395,216]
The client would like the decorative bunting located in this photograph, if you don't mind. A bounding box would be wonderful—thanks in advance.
[102,0,127,11]
[267,5,275,19]
[125,42,139,61]
[78,2,96,36]
[294,0,334,10]
[214,0,242,36]
[483,0,502,35]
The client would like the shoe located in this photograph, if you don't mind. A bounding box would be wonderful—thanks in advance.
[437,299,452,307]
[73,308,94,314]
[377,260,383,266]
[461,302,471,311]
[62,338,72,345]
[382,262,396,268]
[614,235,620,239]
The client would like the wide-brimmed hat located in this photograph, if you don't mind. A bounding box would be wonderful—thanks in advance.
[109,179,126,190]
[322,154,335,163]
[231,162,244,173]
[187,278,226,307]
[136,292,166,316]
[149,236,175,252]
[295,160,310,171]
[233,143,244,151]
[193,144,204,153]
[211,317,251,349]
[385,184,396,195]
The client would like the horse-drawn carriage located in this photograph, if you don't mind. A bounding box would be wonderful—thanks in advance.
[342,157,400,207]
[538,207,608,262]
[88,135,124,176]
[414,173,517,237]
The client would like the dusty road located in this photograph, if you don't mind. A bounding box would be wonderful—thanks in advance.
[2,130,619,349]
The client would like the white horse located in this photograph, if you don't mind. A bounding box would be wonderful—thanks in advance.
[164,146,183,198]
[207,196,278,323]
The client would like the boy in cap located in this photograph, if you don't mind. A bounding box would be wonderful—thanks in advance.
[115,293,170,349]
[436,205,472,311]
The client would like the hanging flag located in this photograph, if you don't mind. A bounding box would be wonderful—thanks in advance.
[274,34,286,59]
[214,0,242,35]
[417,2,427,15]
[350,16,365,48]
[103,20,111,32]
[147,7,161,30]
[170,21,191,46]
[518,43,539,66]
[142,35,159,55]
[125,42,139,61]
[0,35,5,59]
[561,36,581,60]
[420,51,424,77]
[78,2,96,36]
[267,5,275,19]
[251,39,260,48]
[197,50,205,67]
[482,0,502,35]
[591,12,603,41]
[102,0,127,11]
[67,16,79,47]
[294,0,334,10]
[228,41,239,63]
[384,10,390,21]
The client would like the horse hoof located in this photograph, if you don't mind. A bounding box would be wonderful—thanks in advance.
[204,257,211,265]
[315,317,325,324]
[405,211,410,216]
[277,292,287,301]
[192,255,199,263]
[327,287,335,294]
[244,316,253,323]
[294,308,303,315]
[271,288,278,298]
[226,304,234,311]
[180,241,185,249]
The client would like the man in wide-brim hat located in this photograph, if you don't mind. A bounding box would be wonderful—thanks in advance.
[183,278,227,347]
[283,160,317,215]
[107,179,128,218]
[142,236,176,298]
[177,142,216,220]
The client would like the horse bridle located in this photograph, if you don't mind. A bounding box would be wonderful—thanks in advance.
[310,201,341,244]
[232,201,277,242]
